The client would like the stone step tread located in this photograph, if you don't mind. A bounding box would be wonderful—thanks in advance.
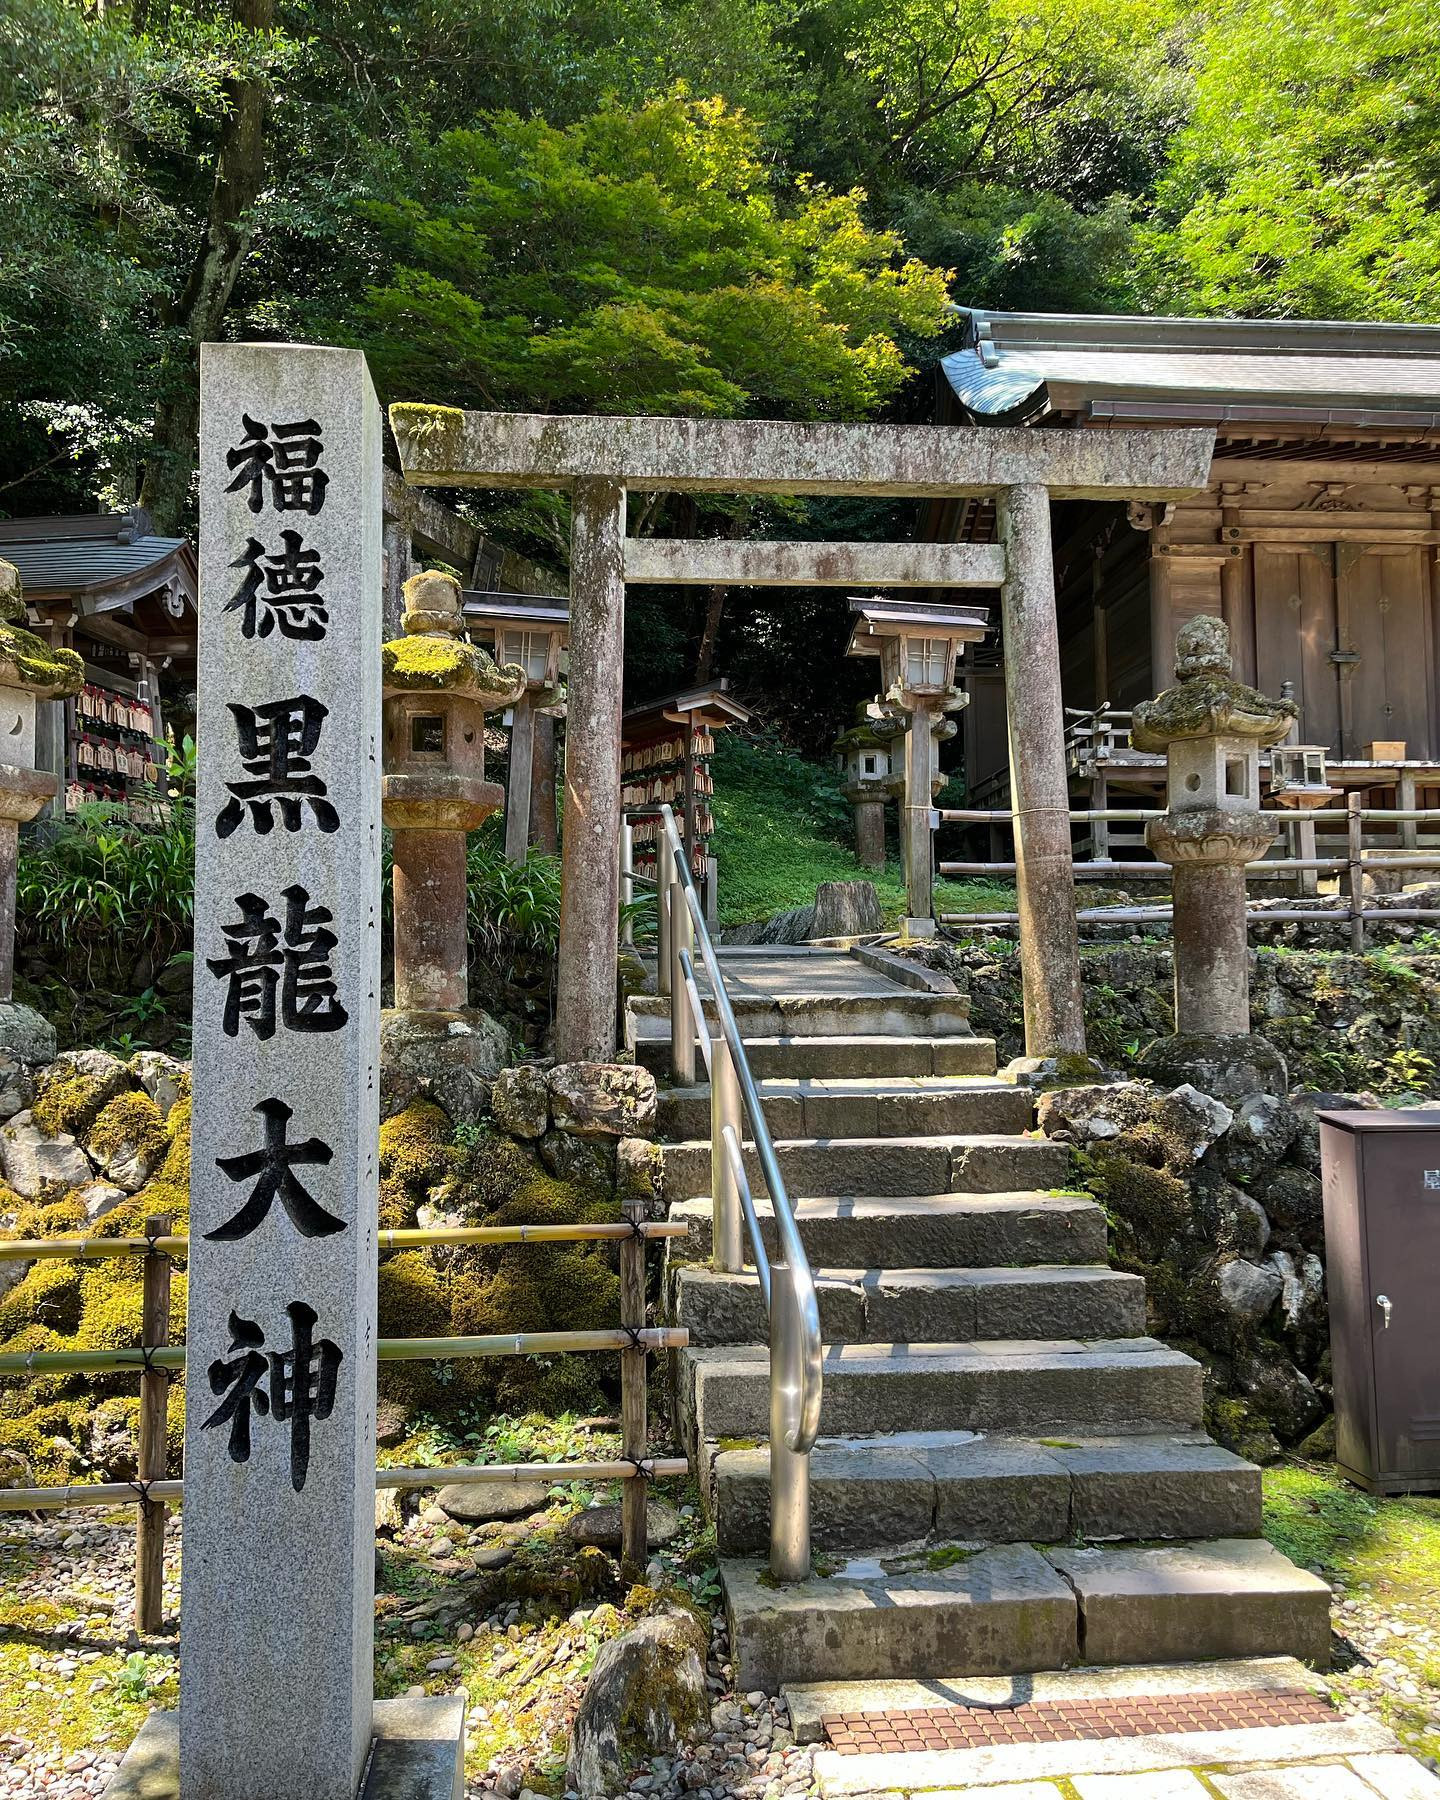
[637,1032,999,1078]
[685,1338,1205,1446]
[722,1538,1331,1692]
[782,1653,1324,1743]
[669,1191,1110,1270]
[673,1263,1148,1350]
[692,1335,1185,1370]
[709,1429,1262,1555]
[664,1075,1021,1097]
[661,1134,1071,1200]
[630,989,966,1013]
[664,1130,1050,1150]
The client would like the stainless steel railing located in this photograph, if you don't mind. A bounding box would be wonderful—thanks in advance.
[621,804,823,1580]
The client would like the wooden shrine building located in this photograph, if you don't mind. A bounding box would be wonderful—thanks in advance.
[934,310,1440,844]
[0,509,197,815]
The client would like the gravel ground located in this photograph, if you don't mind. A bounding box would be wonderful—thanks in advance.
[4,1501,1436,1800]
[1328,1574,1440,1769]
[0,1505,819,1800]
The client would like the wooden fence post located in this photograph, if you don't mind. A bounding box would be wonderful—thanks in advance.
[1347,791,1366,954]
[619,1191,648,1572]
[135,1213,171,1635]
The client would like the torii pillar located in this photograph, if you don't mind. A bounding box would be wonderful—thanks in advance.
[998,484,1088,1066]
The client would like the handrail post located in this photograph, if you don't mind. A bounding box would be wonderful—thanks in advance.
[135,1213,171,1635]
[620,815,635,949]
[671,879,695,1085]
[711,1035,744,1274]
[768,1266,810,1582]
[619,1185,649,1572]
[1347,791,1365,953]
[656,830,673,997]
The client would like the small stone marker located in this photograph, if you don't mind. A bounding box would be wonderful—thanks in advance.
[182,344,383,1800]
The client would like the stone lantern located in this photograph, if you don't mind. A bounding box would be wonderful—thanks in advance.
[845,598,988,932]
[1131,614,1296,1097]
[832,703,904,869]
[381,569,527,1116]
[0,559,82,1008]
[464,593,569,862]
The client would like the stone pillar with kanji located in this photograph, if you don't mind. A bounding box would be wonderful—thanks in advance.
[1132,614,1296,1098]
[380,569,525,1119]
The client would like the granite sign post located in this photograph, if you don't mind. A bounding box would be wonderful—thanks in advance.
[182,344,382,1800]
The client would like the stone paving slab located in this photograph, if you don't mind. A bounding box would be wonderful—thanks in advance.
[1348,1754,1440,1798]
[1214,1766,1382,1799]
[1074,1773,1215,1799]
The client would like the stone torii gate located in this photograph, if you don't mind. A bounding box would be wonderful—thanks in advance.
[390,407,1215,1064]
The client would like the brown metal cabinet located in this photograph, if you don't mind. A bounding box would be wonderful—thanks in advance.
[1319,1110,1440,1494]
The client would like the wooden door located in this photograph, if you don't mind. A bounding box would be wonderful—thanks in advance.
[1254,546,1341,751]
[1338,548,1434,758]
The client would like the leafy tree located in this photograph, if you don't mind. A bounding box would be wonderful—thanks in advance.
[1138,0,1440,319]
[349,92,953,419]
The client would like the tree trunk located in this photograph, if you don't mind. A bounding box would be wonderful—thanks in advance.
[694,511,747,683]
[138,0,274,533]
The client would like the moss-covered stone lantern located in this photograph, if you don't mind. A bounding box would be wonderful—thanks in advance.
[0,560,82,1006]
[845,597,988,932]
[832,703,905,870]
[1131,614,1297,1097]
[381,569,526,1115]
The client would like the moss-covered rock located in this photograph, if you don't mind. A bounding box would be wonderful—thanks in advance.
[379,1101,457,1188]
[566,1606,710,1794]
[31,1051,129,1139]
[86,1090,168,1191]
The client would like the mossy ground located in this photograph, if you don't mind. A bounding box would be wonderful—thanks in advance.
[0,1417,711,1794]
[1263,1460,1440,1765]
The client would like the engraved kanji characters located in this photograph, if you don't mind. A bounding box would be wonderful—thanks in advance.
[217,697,340,837]
[226,531,329,641]
[208,1096,343,1241]
[202,1302,343,1492]
[226,415,330,516]
[207,885,348,1039]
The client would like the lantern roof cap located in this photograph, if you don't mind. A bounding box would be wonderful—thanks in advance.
[845,595,989,658]
[384,569,526,704]
[0,561,84,697]
[1132,616,1295,752]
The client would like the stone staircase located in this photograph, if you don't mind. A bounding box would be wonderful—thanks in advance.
[629,947,1331,1696]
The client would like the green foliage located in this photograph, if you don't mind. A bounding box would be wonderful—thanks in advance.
[1141,0,1440,319]
[16,801,195,990]
[464,821,562,959]
[353,91,952,422]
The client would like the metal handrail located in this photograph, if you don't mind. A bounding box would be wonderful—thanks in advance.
[624,802,823,1580]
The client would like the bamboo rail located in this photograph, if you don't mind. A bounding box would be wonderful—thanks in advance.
[0,1458,692,1515]
[0,1212,691,1596]
[0,1326,688,1376]
[0,1220,686,1263]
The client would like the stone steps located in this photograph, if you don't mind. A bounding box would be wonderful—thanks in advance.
[661,1133,1071,1200]
[682,1338,1205,1445]
[638,1033,1000,1081]
[710,1429,1262,1554]
[627,987,975,1047]
[722,1538,1332,1691]
[668,1191,1109,1269]
[656,1076,1034,1143]
[672,1263,1146,1347]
